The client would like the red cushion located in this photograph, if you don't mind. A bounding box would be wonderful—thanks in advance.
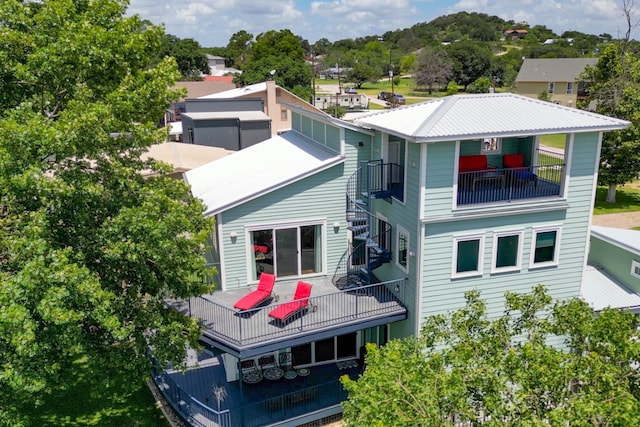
[503,154,524,169]
[233,290,270,311]
[268,300,308,320]
[256,273,275,293]
[459,155,488,172]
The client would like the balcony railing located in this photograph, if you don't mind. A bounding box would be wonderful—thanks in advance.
[175,279,407,349]
[155,370,348,427]
[457,151,565,206]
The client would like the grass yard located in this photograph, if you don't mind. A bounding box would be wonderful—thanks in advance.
[594,181,640,214]
[539,134,566,150]
[20,358,169,427]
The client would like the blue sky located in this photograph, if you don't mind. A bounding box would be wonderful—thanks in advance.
[127,0,631,48]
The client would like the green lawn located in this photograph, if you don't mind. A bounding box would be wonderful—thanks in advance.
[594,182,640,215]
[539,134,566,150]
[20,358,169,427]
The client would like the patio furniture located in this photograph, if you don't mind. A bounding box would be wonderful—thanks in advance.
[278,352,297,379]
[240,359,262,384]
[459,155,496,189]
[503,154,538,188]
[268,281,314,324]
[259,354,283,380]
[233,272,278,311]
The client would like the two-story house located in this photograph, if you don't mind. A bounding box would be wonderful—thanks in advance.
[154,93,628,427]
[515,58,598,107]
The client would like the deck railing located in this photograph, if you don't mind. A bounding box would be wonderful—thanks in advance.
[186,279,406,347]
[155,371,346,427]
[156,370,232,427]
[458,153,565,206]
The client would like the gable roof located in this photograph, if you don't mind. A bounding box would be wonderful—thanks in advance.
[185,131,343,216]
[174,81,236,100]
[515,58,598,82]
[353,93,629,142]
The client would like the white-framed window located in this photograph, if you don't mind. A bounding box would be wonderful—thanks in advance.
[452,234,485,278]
[491,230,524,273]
[280,108,288,120]
[481,137,501,154]
[631,260,640,280]
[566,82,574,95]
[396,226,409,272]
[548,82,555,94]
[248,220,324,280]
[529,226,561,268]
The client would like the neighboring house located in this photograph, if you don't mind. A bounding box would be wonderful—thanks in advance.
[155,93,628,427]
[206,54,242,77]
[200,80,326,135]
[181,98,272,150]
[504,29,528,39]
[515,58,598,107]
[165,81,237,125]
[313,93,369,110]
[140,142,234,179]
[582,226,640,312]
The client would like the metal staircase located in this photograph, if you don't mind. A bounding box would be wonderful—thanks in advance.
[333,160,394,289]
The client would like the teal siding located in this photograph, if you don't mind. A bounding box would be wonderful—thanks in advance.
[313,120,325,144]
[301,115,312,138]
[589,238,640,293]
[421,210,576,319]
[326,126,341,153]
[424,141,456,216]
[292,111,302,132]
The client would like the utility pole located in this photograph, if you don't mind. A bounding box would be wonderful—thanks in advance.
[389,48,395,107]
[311,51,316,106]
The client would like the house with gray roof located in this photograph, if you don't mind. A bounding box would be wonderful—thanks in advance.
[515,58,598,107]
[155,93,629,427]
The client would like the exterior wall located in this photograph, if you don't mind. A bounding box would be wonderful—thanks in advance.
[516,81,578,107]
[216,114,372,290]
[417,131,601,324]
[239,121,272,149]
[589,237,640,293]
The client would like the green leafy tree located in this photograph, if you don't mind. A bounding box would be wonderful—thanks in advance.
[0,1,212,423]
[225,30,253,69]
[158,34,209,79]
[446,41,492,91]
[345,61,378,88]
[446,81,459,95]
[580,8,640,203]
[233,29,311,100]
[342,285,640,426]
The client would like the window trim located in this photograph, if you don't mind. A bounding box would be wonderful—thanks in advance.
[548,82,555,94]
[396,226,410,273]
[481,137,501,154]
[491,230,524,273]
[246,219,327,281]
[529,226,561,269]
[631,260,640,280]
[566,81,574,95]
[452,233,485,278]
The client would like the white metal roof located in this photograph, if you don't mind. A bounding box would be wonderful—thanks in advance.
[199,82,268,99]
[591,226,640,256]
[181,111,270,121]
[581,265,640,312]
[185,131,343,216]
[354,93,630,142]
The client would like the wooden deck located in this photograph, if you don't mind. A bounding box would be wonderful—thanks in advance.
[167,277,407,357]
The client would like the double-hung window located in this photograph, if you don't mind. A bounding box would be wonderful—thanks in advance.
[530,226,561,268]
[453,234,484,278]
[491,230,523,273]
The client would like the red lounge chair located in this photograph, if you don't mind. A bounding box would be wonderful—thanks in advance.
[268,281,314,323]
[233,273,277,311]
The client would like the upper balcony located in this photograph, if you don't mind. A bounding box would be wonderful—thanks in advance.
[167,277,407,358]
[457,148,565,206]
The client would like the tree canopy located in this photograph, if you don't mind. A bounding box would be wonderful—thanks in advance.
[342,285,640,426]
[0,1,212,423]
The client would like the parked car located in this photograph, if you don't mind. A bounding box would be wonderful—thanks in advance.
[344,87,357,94]
[377,91,391,100]
[391,94,406,105]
